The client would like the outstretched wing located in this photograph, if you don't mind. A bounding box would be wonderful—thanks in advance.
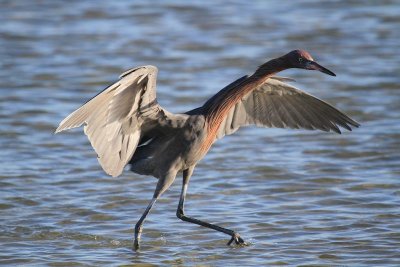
[56,65,184,177]
[216,78,360,139]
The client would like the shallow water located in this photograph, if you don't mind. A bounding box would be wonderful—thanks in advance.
[1,1,400,266]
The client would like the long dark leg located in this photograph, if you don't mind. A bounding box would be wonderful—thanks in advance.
[134,171,177,250]
[176,167,247,246]
[134,196,158,250]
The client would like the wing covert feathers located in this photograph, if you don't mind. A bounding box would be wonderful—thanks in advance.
[216,78,359,139]
[56,66,162,177]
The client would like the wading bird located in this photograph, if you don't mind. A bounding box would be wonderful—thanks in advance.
[56,50,359,249]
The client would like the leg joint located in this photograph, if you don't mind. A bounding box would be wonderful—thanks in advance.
[135,222,141,232]
[176,207,184,219]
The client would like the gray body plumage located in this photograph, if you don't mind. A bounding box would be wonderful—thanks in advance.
[56,51,359,248]
[57,66,356,183]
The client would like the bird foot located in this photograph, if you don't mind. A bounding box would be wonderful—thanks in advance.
[227,232,248,246]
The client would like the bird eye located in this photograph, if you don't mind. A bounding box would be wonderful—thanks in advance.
[298,57,303,63]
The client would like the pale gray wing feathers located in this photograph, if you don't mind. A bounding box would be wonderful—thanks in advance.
[55,66,167,177]
[216,78,359,139]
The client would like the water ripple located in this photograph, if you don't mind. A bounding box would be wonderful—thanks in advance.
[1,0,400,266]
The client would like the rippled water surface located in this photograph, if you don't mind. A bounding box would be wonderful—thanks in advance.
[1,1,400,266]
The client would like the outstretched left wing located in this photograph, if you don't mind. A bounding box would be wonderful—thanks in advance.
[216,78,360,139]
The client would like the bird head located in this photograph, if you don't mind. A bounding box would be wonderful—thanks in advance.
[285,50,336,76]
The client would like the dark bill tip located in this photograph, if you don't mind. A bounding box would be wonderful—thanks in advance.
[309,61,336,76]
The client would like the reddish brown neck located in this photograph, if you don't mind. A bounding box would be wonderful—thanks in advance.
[200,57,289,151]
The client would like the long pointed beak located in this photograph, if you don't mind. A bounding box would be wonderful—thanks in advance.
[308,61,336,76]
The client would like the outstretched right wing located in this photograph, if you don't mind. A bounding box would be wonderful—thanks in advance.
[56,65,185,177]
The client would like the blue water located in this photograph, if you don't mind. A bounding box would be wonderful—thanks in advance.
[1,1,399,266]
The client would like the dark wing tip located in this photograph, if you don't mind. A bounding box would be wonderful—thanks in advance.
[345,118,361,130]
[333,119,360,134]
[333,127,342,134]
[352,121,361,128]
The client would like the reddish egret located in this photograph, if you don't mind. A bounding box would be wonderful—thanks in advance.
[56,50,359,249]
